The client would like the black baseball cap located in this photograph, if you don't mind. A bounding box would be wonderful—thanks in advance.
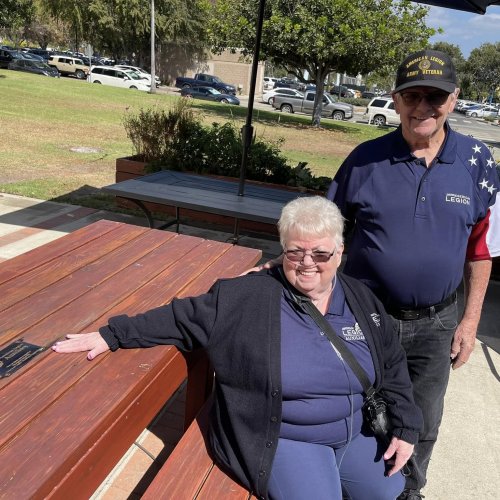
[394,49,457,94]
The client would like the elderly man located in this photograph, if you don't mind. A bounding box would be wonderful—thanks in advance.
[327,49,500,499]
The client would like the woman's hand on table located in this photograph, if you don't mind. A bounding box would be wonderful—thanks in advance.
[52,332,109,360]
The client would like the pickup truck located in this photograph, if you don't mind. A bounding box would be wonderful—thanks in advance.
[273,91,353,120]
[175,73,236,95]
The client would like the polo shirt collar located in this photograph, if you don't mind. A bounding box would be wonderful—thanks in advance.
[326,276,345,316]
[391,123,457,165]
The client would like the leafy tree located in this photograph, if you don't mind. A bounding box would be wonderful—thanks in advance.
[0,0,35,43]
[466,42,500,102]
[429,41,465,71]
[39,0,210,68]
[209,0,435,126]
[24,1,70,49]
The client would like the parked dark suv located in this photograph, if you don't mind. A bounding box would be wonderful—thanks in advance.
[0,48,22,69]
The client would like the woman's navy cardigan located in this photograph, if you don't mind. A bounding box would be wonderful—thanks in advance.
[100,270,423,499]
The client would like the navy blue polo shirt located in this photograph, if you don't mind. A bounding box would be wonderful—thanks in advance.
[328,126,500,308]
[280,278,375,447]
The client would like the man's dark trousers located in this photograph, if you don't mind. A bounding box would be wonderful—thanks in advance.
[391,300,458,491]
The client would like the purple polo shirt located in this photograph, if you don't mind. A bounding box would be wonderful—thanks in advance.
[328,126,500,308]
[280,278,375,447]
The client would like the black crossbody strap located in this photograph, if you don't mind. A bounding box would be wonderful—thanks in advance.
[277,266,376,398]
[300,299,376,398]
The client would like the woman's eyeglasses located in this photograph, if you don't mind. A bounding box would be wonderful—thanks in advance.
[399,90,451,107]
[284,248,336,263]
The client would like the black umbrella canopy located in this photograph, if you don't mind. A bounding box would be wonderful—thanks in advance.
[415,0,500,14]
[238,0,500,196]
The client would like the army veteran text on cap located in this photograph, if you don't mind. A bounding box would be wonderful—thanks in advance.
[394,49,457,94]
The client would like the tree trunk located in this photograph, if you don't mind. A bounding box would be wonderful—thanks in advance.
[311,70,328,127]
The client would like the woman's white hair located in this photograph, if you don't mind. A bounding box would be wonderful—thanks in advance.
[278,196,344,248]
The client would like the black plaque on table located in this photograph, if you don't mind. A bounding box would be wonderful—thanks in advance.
[0,339,45,378]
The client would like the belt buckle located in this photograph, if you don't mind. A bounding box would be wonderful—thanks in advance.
[400,309,420,320]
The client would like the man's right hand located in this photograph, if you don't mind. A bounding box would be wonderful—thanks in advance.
[52,332,110,360]
[239,254,283,276]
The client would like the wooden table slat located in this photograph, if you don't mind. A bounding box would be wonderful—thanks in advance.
[0,233,208,359]
[0,223,149,313]
[0,220,122,286]
[0,229,175,345]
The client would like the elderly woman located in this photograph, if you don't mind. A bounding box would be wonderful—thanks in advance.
[52,196,422,500]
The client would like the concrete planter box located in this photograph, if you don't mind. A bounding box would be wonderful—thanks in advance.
[115,156,323,236]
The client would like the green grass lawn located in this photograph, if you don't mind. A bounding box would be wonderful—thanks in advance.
[0,70,386,210]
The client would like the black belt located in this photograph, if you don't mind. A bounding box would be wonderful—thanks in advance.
[387,291,457,321]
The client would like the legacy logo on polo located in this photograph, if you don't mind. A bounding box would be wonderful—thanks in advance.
[446,193,470,205]
[341,322,365,341]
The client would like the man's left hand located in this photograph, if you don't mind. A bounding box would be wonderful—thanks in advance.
[450,320,477,370]
[383,437,414,476]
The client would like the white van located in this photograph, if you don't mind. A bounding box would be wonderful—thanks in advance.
[89,66,150,91]
[364,97,400,126]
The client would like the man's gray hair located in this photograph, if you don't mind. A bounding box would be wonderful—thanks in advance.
[278,196,344,248]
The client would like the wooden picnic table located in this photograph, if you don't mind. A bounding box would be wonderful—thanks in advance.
[0,219,261,499]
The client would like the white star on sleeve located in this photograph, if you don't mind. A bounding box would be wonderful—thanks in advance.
[479,179,489,189]
[468,156,478,166]
[487,184,497,194]
[486,158,494,168]
[473,144,482,153]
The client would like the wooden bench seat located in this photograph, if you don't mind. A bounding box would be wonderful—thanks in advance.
[143,398,257,500]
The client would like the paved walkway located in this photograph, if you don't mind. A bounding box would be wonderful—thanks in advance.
[0,193,498,499]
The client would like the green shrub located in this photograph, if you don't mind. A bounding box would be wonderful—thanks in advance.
[123,102,330,191]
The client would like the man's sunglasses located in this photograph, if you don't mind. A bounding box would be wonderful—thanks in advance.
[284,248,336,263]
[399,91,451,107]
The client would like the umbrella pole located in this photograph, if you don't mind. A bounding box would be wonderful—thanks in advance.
[238,0,267,197]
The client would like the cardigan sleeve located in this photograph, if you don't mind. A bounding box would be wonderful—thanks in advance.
[99,280,222,352]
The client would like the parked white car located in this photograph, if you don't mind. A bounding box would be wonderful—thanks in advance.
[262,87,304,105]
[465,105,499,118]
[364,97,400,126]
[263,76,278,90]
[115,64,161,87]
[89,66,150,91]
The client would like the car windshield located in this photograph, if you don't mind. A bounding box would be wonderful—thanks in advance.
[125,70,143,80]
[33,62,49,69]
[207,88,221,95]
[74,59,84,65]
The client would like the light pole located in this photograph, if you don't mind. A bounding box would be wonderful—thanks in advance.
[150,0,156,94]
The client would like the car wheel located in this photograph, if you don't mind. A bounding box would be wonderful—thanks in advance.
[75,69,85,80]
[130,85,138,89]
[332,111,344,120]
[93,80,102,84]
[372,115,386,126]
[268,97,274,105]
[183,94,193,99]
[220,98,229,103]
[471,112,478,117]
[182,83,191,89]
[281,104,293,113]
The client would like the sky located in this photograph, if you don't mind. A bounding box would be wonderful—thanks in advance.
[423,4,500,58]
